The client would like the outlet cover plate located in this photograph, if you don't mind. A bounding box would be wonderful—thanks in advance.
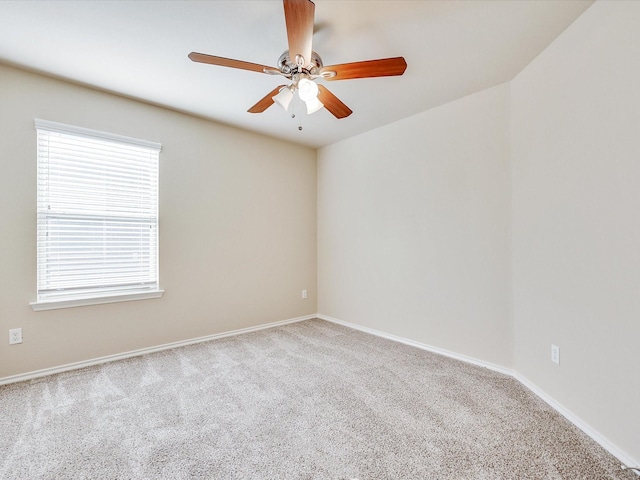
[9,328,23,345]
[551,344,560,365]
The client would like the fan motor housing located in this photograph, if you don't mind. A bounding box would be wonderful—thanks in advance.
[278,50,324,76]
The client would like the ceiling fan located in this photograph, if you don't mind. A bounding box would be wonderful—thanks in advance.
[188,0,407,120]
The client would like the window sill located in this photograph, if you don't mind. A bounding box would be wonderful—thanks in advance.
[30,289,164,311]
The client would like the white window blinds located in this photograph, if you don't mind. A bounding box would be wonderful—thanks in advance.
[35,119,161,306]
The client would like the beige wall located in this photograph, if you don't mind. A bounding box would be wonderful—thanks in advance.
[0,64,317,378]
[317,84,513,368]
[511,0,640,462]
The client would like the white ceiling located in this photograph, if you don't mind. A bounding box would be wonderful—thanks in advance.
[0,0,593,149]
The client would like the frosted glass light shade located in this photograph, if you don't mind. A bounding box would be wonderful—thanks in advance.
[305,96,324,114]
[273,87,294,110]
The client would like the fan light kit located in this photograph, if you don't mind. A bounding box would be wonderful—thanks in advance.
[188,0,407,123]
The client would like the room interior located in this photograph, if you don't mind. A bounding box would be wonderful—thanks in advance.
[0,0,638,475]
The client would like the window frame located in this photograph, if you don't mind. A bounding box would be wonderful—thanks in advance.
[30,119,163,311]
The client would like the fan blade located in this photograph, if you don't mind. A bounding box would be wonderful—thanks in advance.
[283,0,315,68]
[188,52,275,74]
[322,57,407,81]
[317,85,352,119]
[248,85,286,113]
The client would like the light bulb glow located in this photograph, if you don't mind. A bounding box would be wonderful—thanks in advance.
[298,78,319,102]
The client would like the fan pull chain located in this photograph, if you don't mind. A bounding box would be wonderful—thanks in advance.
[291,93,303,131]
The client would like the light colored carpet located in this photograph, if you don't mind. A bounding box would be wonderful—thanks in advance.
[0,319,633,479]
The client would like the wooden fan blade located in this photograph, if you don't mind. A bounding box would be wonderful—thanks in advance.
[322,57,407,81]
[317,85,352,119]
[283,0,315,68]
[248,85,286,113]
[188,52,275,74]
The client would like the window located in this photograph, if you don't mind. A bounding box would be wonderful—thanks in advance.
[32,119,162,310]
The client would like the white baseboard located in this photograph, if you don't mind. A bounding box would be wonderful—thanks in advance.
[317,314,512,376]
[514,373,640,476]
[317,314,640,476]
[0,314,315,386]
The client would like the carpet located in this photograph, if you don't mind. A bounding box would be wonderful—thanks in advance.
[0,319,634,479]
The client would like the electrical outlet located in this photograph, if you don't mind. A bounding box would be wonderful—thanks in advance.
[9,328,23,345]
[551,344,560,365]
[302,289,308,299]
